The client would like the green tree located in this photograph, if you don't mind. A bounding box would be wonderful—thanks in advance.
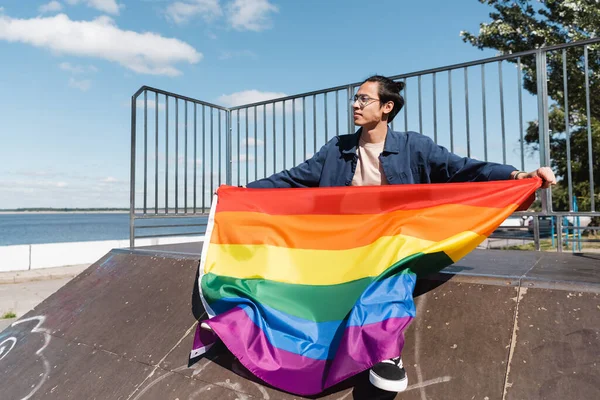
[461,0,600,215]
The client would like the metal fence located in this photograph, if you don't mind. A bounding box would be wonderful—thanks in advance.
[130,38,600,252]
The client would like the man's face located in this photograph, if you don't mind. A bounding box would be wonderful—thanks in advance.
[352,81,393,127]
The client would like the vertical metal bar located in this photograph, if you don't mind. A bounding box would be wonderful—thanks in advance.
[448,71,454,152]
[313,94,317,154]
[263,105,267,178]
[165,96,169,214]
[404,78,408,132]
[433,72,437,143]
[245,107,249,184]
[273,103,276,173]
[184,100,188,213]
[533,216,541,251]
[562,50,573,211]
[499,61,507,164]
[282,101,286,169]
[418,75,423,133]
[193,103,197,213]
[129,94,137,247]
[210,108,214,199]
[482,64,488,161]
[143,90,148,214]
[292,99,296,165]
[584,45,595,211]
[175,98,178,214]
[253,106,257,181]
[154,92,158,214]
[219,109,223,185]
[515,58,524,171]
[227,109,232,185]
[202,105,205,212]
[347,85,354,135]
[536,51,551,213]
[464,67,470,157]
[303,97,306,159]
[324,93,328,142]
[237,109,240,186]
[336,90,339,137]
[556,217,563,253]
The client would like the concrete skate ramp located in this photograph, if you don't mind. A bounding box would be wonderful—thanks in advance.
[1,246,599,400]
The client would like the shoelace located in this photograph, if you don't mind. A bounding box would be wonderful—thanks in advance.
[391,357,404,368]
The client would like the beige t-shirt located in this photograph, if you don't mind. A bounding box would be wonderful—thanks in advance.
[351,138,389,186]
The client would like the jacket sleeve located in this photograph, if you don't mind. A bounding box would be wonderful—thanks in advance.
[246,142,329,188]
[423,135,517,183]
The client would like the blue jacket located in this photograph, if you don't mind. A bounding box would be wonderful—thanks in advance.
[247,128,516,188]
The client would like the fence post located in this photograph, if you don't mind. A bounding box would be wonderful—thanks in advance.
[226,109,233,186]
[129,95,137,248]
[556,216,563,253]
[533,216,541,251]
[347,85,354,134]
[535,50,552,214]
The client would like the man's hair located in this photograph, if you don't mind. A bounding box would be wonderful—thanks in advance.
[362,75,405,122]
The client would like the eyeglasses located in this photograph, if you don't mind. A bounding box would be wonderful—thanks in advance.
[351,94,380,109]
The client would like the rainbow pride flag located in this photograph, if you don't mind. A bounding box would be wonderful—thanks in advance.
[191,178,540,395]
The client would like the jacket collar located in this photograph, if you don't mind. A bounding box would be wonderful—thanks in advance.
[340,126,401,155]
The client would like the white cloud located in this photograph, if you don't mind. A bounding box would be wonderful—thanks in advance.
[219,49,257,60]
[133,98,166,111]
[166,0,222,24]
[234,154,255,162]
[39,1,63,14]
[242,138,264,146]
[100,176,127,185]
[217,89,286,107]
[0,14,201,76]
[14,169,58,177]
[0,179,70,191]
[217,89,302,114]
[59,62,98,74]
[69,77,91,91]
[227,0,278,31]
[65,0,121,15]
[0,175,131,208]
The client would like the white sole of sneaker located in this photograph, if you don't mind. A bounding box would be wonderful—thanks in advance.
[369,369,408,392]
[200,322,213,332]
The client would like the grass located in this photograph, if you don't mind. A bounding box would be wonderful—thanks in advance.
[1,311,16,319]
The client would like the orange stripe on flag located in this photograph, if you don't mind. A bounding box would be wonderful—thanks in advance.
[211,203,518,250]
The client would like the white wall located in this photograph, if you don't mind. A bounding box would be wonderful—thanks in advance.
[0,245,30,272]
[0,236,203,272]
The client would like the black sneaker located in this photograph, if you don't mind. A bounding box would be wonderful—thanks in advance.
[369,357,408,392]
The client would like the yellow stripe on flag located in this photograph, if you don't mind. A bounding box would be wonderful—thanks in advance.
[204,231,486,285]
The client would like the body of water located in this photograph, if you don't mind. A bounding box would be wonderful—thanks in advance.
[0,213,208,246]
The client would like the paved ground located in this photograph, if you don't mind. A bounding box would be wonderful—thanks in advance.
[1,247,599,399]
[0,264,88,331]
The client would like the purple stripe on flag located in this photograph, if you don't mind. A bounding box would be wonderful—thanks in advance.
[206,306,413,395]
[325,315,412,388]
[190,324,219,359]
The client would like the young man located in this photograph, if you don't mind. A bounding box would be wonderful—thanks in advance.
[243,75,556,392]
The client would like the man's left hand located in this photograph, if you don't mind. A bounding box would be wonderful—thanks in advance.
[513,167,556,189]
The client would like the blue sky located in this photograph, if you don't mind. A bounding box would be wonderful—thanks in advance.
[0,0,540,208]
